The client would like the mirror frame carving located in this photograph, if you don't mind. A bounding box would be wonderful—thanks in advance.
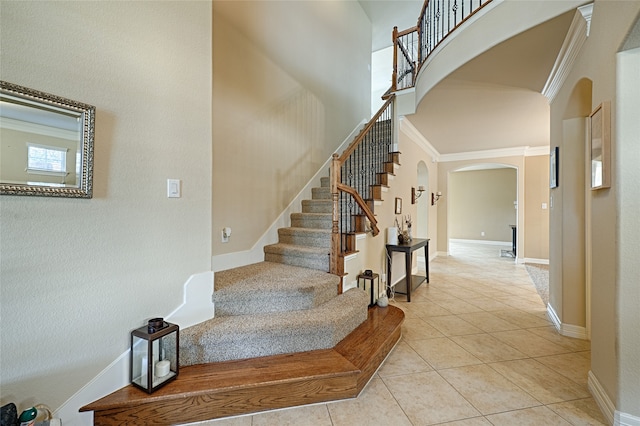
[1,81,95,198]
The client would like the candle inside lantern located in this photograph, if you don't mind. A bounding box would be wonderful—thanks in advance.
[156,360,171,377]
[418,185,425,191]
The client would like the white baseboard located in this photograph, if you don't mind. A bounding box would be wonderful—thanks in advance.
[54,271,214,426]
[547,303,562,330]
[589,371,640,426]
[450,238,510,246]
[616,411,640,426]
[589,370,615,425]
[523,257,549,265]
[546,303,588,340]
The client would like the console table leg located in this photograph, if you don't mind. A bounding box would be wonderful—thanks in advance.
[405,250,412,302]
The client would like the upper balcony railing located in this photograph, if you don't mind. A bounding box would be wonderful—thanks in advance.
[392,0,492,92]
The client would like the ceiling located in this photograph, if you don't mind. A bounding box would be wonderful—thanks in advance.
[358,1,576,156]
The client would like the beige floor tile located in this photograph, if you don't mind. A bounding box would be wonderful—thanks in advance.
[436,417,493,425]
[401,317,446,341]
[547,397,608,425]
[485,406,572,425]
[188,415,252,425]
[424,315,484,336]
[490,309,551,329]
[431,298,486,314]
[528,326,592,352]
[327,378,412,426]
[401,300,453,318]
[378,341,433,377]
[489,358,590,404]
[536,352,592,387]
[491,329,570,357]
[408,337,482,370]
[251,404,332,426]
[457,312,521,333]
[389,300,417,319]
[383,371,481,425]
[439,364,540,415]
[464,296,514,312]
[451,333,527,363]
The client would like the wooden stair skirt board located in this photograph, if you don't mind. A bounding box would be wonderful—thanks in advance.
[81,305,404,426]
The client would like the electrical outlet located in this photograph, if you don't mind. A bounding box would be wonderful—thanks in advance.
[221,227,231,243]
[481,231,485,236]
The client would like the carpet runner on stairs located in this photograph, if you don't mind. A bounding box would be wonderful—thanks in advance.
[264,176,333,271]
[180,261,369,365]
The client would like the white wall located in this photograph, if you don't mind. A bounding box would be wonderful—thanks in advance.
[0,0,212,416]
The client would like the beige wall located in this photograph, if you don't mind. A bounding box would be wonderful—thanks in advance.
[549,0,640,418]
[449,168,517,242]
[0,1,212,411]
[212,1,371,256]
[524,155,550,260]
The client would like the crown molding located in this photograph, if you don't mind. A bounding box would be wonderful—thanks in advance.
[399,117,440,162]
[439,145,549,162]
[542,3,593,102]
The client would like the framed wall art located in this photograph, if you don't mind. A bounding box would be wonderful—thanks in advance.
[590,101,611,190]
[395,197,402,214]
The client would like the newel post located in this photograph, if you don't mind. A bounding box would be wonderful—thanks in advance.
[330,154,343,291]
[391,26,399,93]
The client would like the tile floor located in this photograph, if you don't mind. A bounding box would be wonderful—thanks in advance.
[187,242,607,426]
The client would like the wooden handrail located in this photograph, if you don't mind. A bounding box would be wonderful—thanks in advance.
[338,94,395,164]
[337,183,380,237]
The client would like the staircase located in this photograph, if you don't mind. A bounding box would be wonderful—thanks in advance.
[263,176,333,271]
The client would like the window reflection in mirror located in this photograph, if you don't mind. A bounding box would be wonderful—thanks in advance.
[0,81,95,197]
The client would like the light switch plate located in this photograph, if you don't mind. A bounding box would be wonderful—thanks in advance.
[167,179,181,198]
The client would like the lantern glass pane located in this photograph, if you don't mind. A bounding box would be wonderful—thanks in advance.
[131,335,149,388]
[152,330,177,387]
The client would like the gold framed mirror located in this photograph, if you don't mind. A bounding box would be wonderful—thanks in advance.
[0,81,95,198]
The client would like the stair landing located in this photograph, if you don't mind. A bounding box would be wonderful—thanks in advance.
[81,305,404,426]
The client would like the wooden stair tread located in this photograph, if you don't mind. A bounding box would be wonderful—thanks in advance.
[81,349,356,412]
[81,305,404,425]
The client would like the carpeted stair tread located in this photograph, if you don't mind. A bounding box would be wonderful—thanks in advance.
[264,243,329,271]
[180,288,369,364]
[277,227,331,247]
[214,262,338,316]
[290,212,332,229]
[301,199,332,213]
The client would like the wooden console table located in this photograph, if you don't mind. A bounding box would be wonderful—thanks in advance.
[386,238,429,302]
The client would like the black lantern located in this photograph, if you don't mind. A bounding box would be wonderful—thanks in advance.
[130,318,179,393]
[357,271,380,307]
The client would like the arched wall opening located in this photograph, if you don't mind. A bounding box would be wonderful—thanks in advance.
[447,164,518,257]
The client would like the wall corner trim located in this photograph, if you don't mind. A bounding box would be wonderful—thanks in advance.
[542,3,593,102]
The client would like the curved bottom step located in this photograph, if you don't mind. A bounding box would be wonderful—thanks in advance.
[81,305,404,426]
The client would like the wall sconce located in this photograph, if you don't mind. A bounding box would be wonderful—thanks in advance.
[431,191,442,205]
[411,186,425,204]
